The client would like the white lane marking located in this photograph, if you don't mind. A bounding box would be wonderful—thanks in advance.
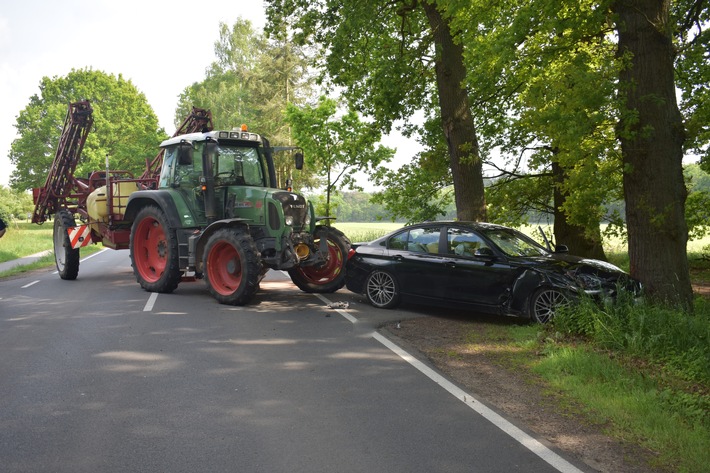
[143,292,159,312]
[21,280,40,288]
[316,293,584,473]
[372,332,584,473]
[80,248,110,261]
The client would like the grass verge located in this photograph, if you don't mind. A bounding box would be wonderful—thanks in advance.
[466,295,710,473]
[0,222,104,277]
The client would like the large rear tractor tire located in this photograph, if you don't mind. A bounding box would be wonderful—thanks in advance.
[203,228,261,305]
[53,209,80,280]
[130,205,181,293]
[288,226,350,293]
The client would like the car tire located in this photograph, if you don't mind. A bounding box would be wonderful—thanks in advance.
[365,270,400,309]
[529,287,568,323]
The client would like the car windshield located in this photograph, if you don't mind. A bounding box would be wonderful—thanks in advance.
[481,228,549,257]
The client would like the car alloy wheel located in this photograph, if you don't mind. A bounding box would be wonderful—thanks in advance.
[365,270,400,309]
[530,287,568,323]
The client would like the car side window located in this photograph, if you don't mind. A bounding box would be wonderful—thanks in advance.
[447,228,489,257]
[387,227,441,254]
[388,231,409,250]
[408,227,441,254]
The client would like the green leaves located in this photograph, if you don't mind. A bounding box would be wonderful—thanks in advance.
[9,68,164,190]
[285,96,395,216]
[177,19,316,187]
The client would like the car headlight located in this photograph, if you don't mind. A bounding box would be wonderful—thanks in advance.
[285,215,294,226]
[573,272,603,290]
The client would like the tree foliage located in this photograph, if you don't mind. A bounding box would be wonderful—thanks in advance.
[9,68,165,191]
[370,116,455,223]
[285,96,395,217]
[176,18,317,188]
[0,186,33,222]
[265,0,487,221]
[673,0,710,174]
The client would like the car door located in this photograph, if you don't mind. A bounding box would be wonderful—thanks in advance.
[443,226,518,311]
[386,226,449,301]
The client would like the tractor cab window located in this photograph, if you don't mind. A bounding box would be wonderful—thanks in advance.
[158,148,175,188]
[160,146,202,188]
[214,145,266,187]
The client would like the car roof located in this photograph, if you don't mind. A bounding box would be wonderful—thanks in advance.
[405,221,508,231]
[367,221,510,246]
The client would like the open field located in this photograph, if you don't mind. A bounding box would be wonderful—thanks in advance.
[334,221,710,255]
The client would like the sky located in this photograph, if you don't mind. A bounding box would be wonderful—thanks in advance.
[0,0,258,186]
[0,0,415,191]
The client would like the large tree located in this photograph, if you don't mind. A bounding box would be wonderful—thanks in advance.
[612,0,694,308]
[265,0,487,221]
[9,68,164,191]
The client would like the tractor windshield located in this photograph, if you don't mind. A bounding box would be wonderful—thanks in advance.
[213,145,266,187]
[160,142,269,189]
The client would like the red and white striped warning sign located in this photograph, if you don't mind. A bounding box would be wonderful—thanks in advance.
[67,225,93,249]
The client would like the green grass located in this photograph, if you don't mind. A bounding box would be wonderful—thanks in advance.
[333,221,401,243]
[0,221,103,277]
[0,221,55,262]
[466,315,710,473]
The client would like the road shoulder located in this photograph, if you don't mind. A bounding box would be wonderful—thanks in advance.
[381,316,663,473]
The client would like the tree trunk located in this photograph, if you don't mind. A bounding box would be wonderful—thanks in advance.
[612,0,693,309]
[422,1,486,221]
[551,162,607,260]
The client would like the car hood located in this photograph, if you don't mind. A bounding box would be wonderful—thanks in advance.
[516,253,628,278]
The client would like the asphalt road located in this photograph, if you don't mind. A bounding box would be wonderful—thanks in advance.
[0,249,589,473]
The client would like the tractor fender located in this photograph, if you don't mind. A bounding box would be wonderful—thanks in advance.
[124,190,184,229]
[194,219,251,270]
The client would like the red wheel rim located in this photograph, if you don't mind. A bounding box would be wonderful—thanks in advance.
[134,216,167,283]
[298,238,343,285]
[206,240,242,296]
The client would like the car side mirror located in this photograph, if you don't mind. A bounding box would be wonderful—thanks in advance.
[474,247,496,259]
[554,244,569,253]
[294,152,304,170]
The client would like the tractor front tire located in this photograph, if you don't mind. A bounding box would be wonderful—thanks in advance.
[203,228,261,305]
[53,209,80,280]
[130,205,181,293]
[288,226,350,293]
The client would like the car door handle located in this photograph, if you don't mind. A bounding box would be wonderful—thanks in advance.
[445,261,456,268]
[394,255,404,261]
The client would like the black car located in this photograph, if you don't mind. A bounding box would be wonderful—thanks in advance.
[345,222,641,323]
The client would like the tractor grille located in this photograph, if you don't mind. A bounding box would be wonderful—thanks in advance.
[273,191,308,230]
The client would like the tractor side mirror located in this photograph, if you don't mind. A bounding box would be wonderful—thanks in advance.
[294,152,304,170]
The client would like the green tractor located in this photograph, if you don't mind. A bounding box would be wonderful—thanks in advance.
[34,101,348,305]
[124,127,350,305]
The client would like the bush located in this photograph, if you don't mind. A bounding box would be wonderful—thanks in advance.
[552,295,710,385]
